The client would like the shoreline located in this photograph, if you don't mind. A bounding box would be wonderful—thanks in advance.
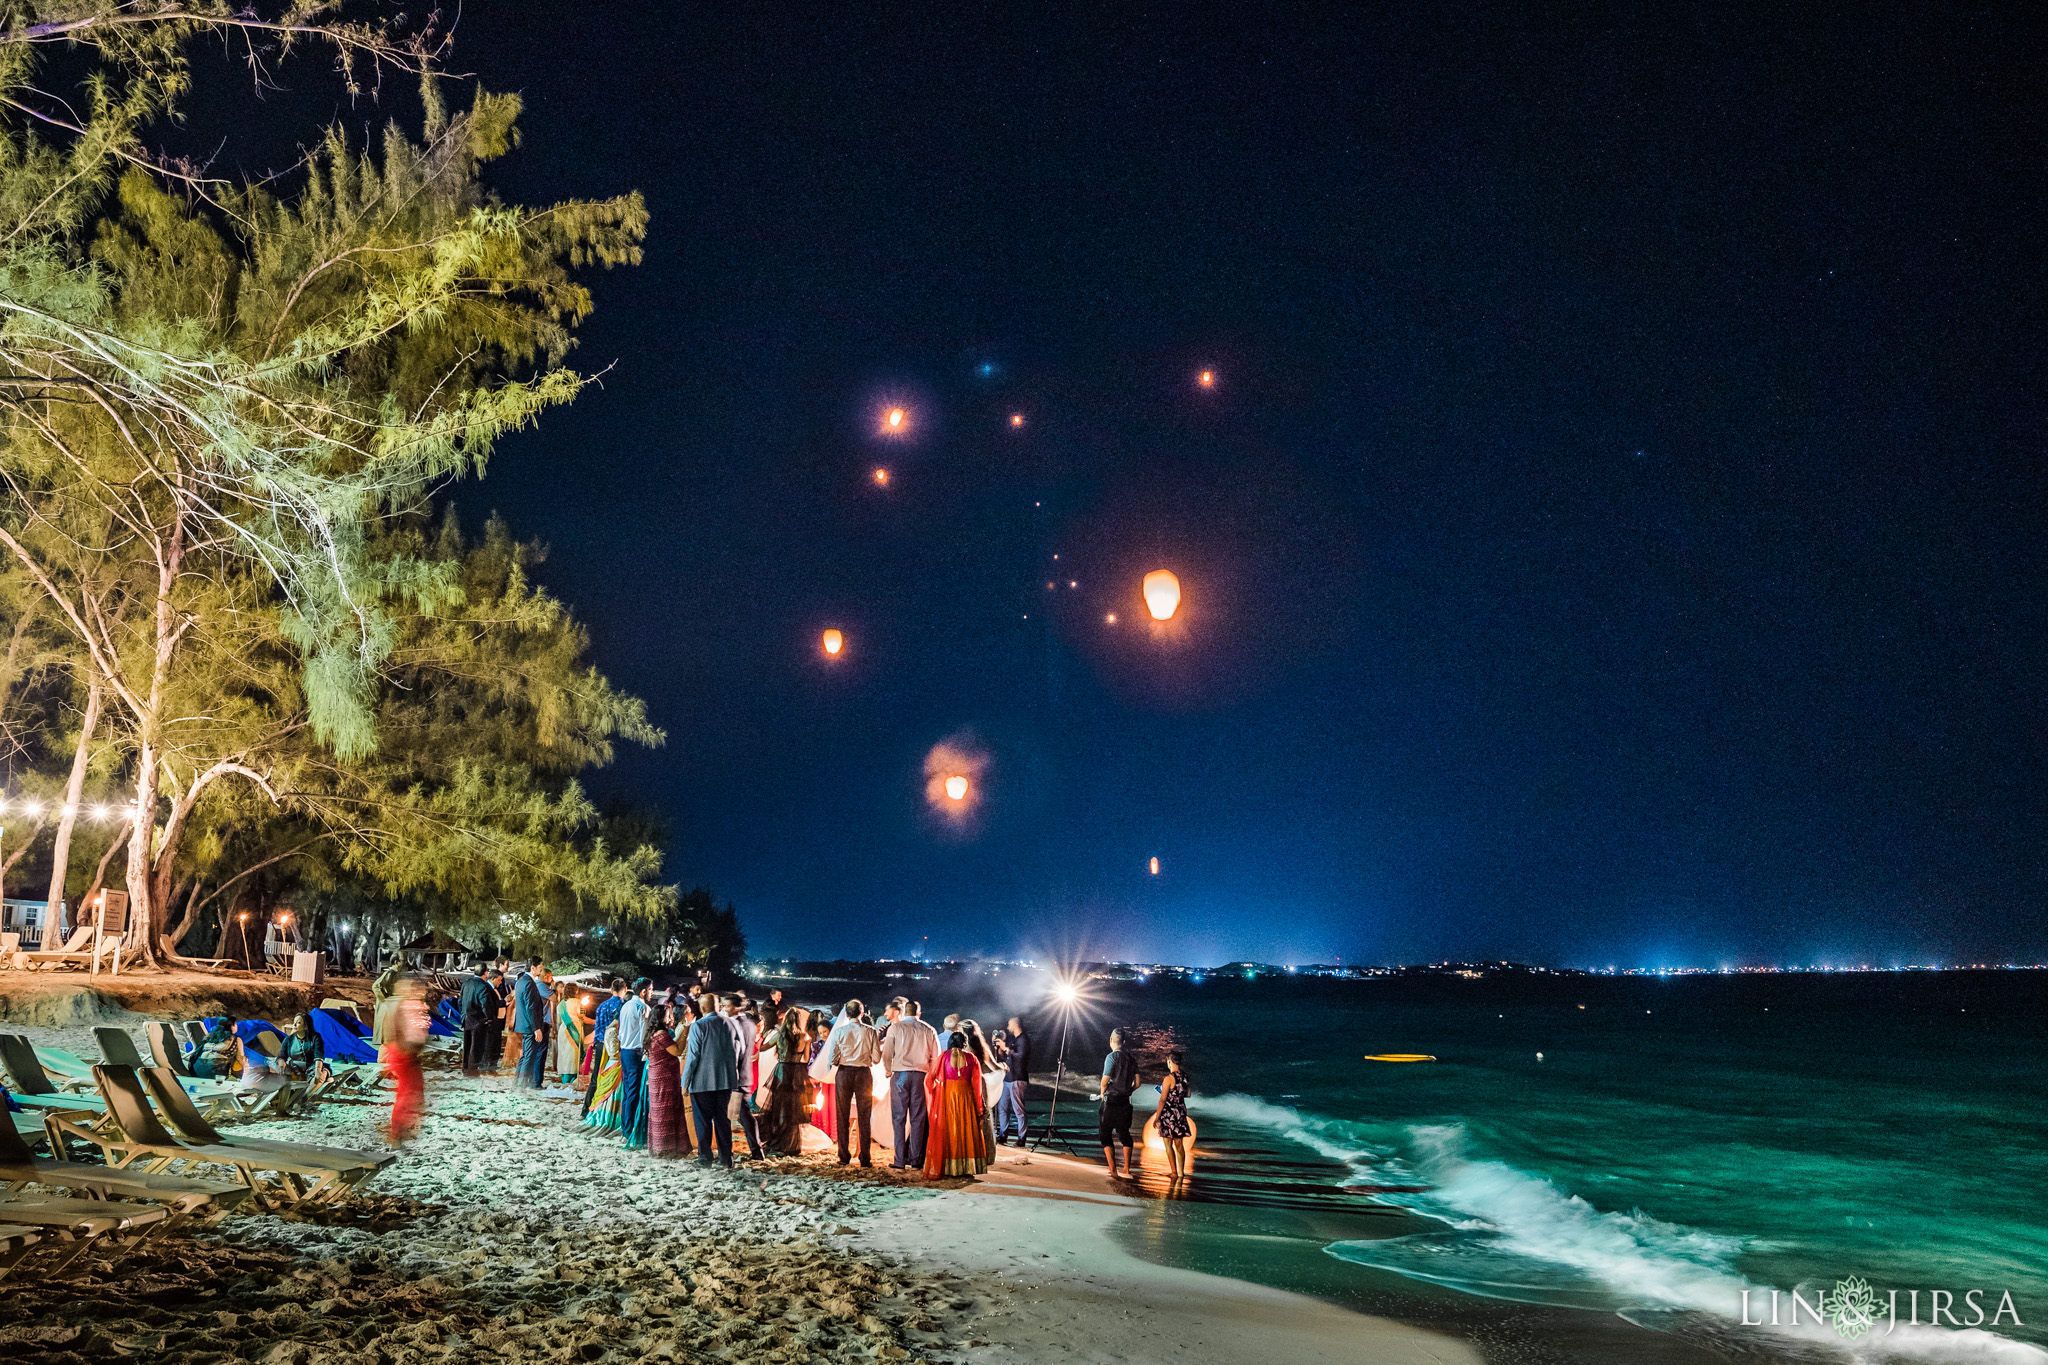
[869,1144,1488,1364]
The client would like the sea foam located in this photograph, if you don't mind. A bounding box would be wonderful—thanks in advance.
[1189,1093,2045,1364]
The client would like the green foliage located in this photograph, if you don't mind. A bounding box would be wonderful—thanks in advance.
[0,7,698,959]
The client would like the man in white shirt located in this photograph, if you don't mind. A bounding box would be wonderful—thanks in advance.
[720,995,766,1162]
[880,996,940,1169]
[823,1000,883,1166]
[615,978,652,1146]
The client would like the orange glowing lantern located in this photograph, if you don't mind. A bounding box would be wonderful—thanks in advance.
[885,407,908,432]
[873,467,890,486]
[1198,370,1215,388]
[822,629,844,656]
[944,775,968,801]
[1149,857,1160,875]
[1010,413,1025,428]
[1143,569,1181,621]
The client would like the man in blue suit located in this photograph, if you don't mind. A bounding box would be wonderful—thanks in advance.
[512,957,553,1088]
[683,1000,740,1167]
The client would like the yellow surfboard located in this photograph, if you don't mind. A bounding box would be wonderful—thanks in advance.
[1363,1053,1437,1062]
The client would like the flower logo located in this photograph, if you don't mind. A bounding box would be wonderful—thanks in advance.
[1829,1276,1881,1339]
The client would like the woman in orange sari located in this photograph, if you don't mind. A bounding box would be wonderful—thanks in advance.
[923,1033,993,1178]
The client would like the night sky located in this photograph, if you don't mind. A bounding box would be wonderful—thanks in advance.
[188,4,2046,966]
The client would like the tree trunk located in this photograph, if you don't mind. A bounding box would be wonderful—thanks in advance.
[43,673,103,918]
[125,741,161,966]
[79,834,126,929]
[162,876,202,948]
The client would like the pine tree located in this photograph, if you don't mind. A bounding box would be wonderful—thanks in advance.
[0,10,662,961]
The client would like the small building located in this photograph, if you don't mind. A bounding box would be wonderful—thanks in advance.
[0,897,52,948]
[398,929,472,970]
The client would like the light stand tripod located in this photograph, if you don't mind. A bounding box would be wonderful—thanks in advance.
[1028,985,1085,1157]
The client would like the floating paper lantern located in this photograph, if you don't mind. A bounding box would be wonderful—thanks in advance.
[822,629,844,656]
[1143,569,1181,621]
[1150,857,1160,875]
[944,775,968,801]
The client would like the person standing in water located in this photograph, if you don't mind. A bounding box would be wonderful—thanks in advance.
[1156,1049,1193,1182]
[1097,1027,1140,1178]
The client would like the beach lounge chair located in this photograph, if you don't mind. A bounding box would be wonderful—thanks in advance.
[93,1026,149,1069]
[28,1043,97,1091]
[134,1024,258,1120]
[0,1194,170,1275]
[182,1020,208,1051]
[145,1021,194,1076]
[0,1108,249,1235]
[46,1065,371,1206]
[138,1067,395,1185]
[0,1035,107,1119]
[0,1222,43,1281]
[14,925,95,971]
[0,932,17,968]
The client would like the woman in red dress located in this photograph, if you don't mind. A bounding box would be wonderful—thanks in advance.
[923,1034,994,1178]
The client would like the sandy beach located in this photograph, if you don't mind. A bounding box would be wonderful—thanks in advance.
[0,1008,1485,1365]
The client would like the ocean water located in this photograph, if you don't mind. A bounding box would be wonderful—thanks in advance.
[886,969,2048,1363]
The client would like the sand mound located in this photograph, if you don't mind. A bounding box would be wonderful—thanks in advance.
[0,984,132,1028]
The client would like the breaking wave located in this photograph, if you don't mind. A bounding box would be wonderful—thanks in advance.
[1187,1093,2044,1364]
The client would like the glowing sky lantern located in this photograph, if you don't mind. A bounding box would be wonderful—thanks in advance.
[1198,369,1215,388]
[1010,413,1025,428]
[1143,569,1182,621]
[1150,856,1160,875]
[821,629,844,656]
[881,406,909,435]
[872,467,890,486]
[944,775,968,801]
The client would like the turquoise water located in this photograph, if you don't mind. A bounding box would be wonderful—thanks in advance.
[1052,972,2047,1361]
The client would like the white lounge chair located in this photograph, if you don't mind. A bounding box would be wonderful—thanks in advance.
[15,925,95,971]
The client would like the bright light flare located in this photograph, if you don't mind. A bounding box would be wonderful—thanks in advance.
[822,629,844,656]
[1053,981,1079,1004]
[1143,569,1182,621]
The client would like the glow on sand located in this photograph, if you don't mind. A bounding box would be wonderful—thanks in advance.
[1143,569,1182,621]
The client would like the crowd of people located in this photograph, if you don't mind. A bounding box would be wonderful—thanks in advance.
[390,960,1197,1185]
